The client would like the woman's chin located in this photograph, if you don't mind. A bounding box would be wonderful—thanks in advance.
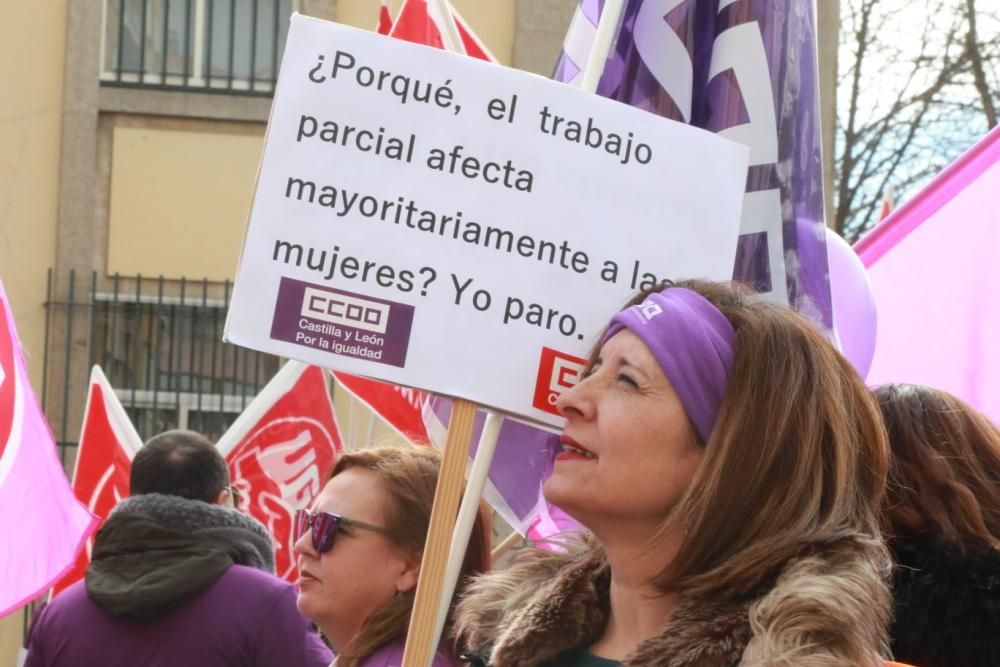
[542,473,580,514]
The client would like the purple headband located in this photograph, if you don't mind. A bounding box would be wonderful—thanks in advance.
[602,288,736,443]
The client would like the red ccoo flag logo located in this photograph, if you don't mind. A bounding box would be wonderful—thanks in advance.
[533,347,586,416]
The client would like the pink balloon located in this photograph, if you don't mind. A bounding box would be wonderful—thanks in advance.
[826,228,878,379]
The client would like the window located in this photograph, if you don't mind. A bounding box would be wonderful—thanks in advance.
[101,0,293,94]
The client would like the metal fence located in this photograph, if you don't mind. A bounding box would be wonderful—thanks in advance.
[100,0,292,94]
[42,269,282,466]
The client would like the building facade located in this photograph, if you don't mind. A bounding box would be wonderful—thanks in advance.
[0,0,837,661]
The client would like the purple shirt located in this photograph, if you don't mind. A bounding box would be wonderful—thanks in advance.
[25,565,332,667]
[352,638,458,667]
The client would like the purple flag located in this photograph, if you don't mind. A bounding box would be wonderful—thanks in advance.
[555,0,833,329]
[423,397,563,533]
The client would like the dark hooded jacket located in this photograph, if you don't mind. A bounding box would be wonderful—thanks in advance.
[25,493,332,667]
[890,536,1000,667]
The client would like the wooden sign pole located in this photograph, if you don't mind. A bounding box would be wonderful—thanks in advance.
[399,2,629,664]
[400,398,478,666]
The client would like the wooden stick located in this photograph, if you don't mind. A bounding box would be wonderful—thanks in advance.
[429,410,503,653]
[490,530,523,561]
[401,398,478,667]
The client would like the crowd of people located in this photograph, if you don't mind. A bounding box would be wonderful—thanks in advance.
[21,279,1000,666]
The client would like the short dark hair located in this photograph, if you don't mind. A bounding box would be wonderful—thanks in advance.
[129,430,230,503]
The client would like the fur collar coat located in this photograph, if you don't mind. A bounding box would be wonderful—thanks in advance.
[455,535,891,667]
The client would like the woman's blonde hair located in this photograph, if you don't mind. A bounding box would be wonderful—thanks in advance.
[875,383,1000,550]
[331,446,491,666]
[589,280,890,601]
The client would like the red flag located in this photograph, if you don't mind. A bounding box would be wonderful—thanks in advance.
[217,362,342,582]
[376,0,393,35]
[878,185,895,222]
[50,366,140,597]
[333,372,429,444]
[389,0,497,62]
[452,5,496,62]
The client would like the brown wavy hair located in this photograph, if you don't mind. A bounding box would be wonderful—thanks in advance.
[330,446,492,666]
[875,383,1000,550]
[587,280,890,605]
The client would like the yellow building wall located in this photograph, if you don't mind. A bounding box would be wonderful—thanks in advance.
[0,1,64,384]
[107,125,265,281]
[335,0,516,65]
[0,1,67,660]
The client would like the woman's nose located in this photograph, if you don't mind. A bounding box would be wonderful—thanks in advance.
[294,529,316,557]
[555,374,595,420]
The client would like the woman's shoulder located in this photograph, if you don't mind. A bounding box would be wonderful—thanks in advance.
[890,537,1000,667]
[892,535,1000,582]
[453,536,609,663]
[357,638,460,667]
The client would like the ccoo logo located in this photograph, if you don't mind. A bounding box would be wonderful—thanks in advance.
[532,347,587,416]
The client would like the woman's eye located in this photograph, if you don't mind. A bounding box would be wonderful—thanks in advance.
[617,373,639,388]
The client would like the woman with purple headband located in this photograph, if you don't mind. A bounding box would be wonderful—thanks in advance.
[455,279,895,666]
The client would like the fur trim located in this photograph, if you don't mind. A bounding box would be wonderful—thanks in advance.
[455,534,890,667]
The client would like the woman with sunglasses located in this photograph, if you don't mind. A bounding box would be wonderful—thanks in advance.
[294,446,491,667]
[455,280,895,666]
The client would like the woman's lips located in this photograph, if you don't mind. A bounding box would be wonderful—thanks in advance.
[557,435,596,460]
[297,570,320,587]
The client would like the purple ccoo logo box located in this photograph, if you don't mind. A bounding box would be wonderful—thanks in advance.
[270,277,414,368]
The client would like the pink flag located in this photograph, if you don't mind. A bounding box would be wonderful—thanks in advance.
[0,280,97,614]
[856,125,1000,425]
[217,362,343,582]
[51,366,142,596]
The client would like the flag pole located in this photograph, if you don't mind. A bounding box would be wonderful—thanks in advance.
[401,398,478,667]
[490,529,523,561]
[428,0,466,54]
[579,0,627,94]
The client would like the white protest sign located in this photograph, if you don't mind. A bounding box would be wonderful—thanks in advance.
[225,14,748,427]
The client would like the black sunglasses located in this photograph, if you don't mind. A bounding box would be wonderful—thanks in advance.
[294,509,388,554]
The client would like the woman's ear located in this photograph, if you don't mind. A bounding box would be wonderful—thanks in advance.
[395,549,422,594]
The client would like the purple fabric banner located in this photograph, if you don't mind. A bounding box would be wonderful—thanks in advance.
[423,396,561,531]
[554,0,833,329]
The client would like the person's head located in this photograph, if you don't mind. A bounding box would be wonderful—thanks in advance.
[875,383,1000,549]
[545,279,889,598]
[130,429,233,505]
[294,446,491,663]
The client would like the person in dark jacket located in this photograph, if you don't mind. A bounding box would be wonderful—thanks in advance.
[876,384,1000,667]
[24,429,332,667]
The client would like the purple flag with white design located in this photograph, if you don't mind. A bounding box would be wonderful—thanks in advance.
[555,0,832,327]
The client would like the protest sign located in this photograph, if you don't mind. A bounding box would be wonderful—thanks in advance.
[224,14,748,427]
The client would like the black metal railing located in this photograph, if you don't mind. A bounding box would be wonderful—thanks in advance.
[42,269,282,465]
[100,0,292,95]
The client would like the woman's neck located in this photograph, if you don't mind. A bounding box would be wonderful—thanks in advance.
[587,526,684,660]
